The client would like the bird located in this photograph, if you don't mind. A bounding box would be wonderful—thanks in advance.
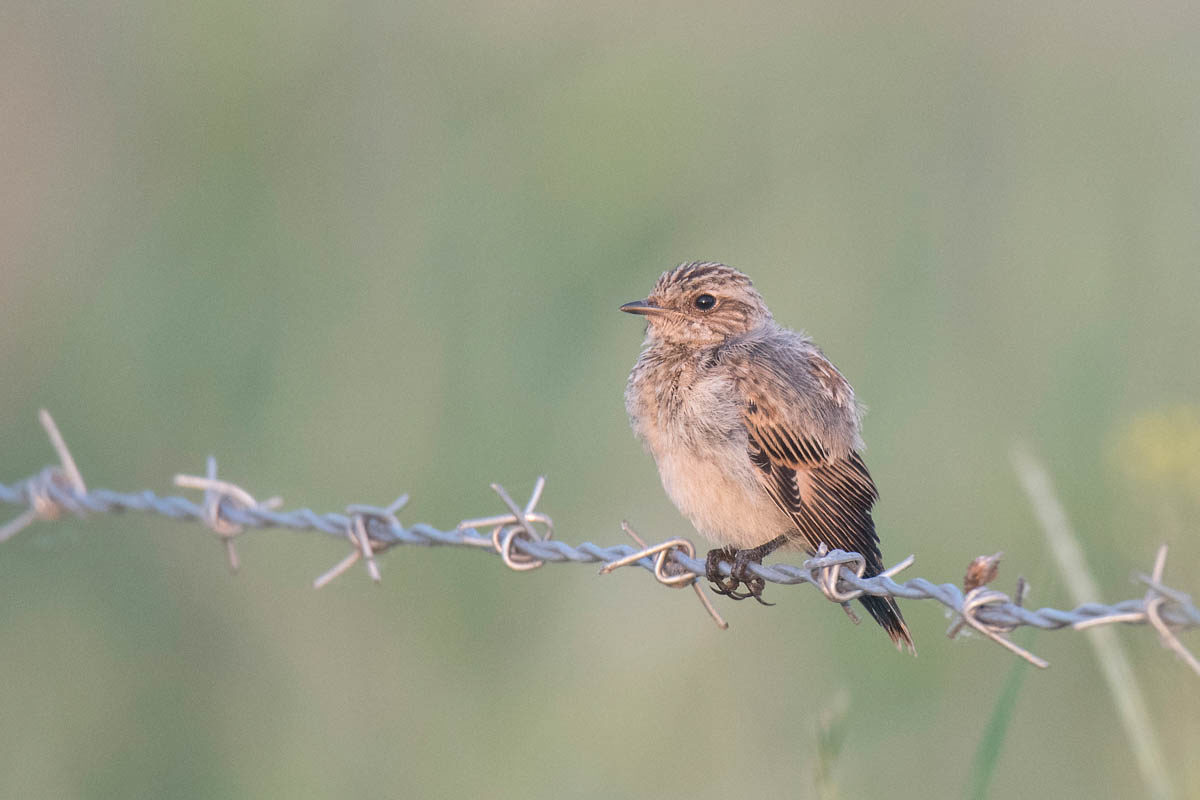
[621,261,914,652]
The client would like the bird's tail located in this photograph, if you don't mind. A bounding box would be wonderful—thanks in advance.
[858,594,916,655]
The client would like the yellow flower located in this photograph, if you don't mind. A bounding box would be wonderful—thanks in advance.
[1112,405,1200,501]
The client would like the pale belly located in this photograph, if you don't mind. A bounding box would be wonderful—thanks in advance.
[653,444,793,550]
[627,349,798,551]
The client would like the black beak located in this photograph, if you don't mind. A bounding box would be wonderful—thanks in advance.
[620,300,671,316]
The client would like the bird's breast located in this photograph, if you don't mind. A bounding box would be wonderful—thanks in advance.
[626,351,789,549]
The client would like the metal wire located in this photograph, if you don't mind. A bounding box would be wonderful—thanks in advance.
[3,411,1198,673]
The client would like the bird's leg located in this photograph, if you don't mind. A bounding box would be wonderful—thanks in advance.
[729,535,787,605]
[705,535,788,606]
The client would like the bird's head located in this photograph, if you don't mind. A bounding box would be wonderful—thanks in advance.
[621,262,771,346]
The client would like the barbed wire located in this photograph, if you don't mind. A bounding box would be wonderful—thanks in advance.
[3,410,1198,674]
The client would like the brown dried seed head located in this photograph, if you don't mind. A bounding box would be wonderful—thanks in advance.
[964,552,1004,592]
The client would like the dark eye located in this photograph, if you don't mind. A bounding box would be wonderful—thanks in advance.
[693,293,716,311]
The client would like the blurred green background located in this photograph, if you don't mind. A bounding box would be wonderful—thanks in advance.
[3,2,1199,797]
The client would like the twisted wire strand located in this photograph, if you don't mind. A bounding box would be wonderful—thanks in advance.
[2,411,1197,673]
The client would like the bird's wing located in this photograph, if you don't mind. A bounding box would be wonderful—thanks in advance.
[741,355,884,569]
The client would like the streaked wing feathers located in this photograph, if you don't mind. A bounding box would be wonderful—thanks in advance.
[744,403,883,571]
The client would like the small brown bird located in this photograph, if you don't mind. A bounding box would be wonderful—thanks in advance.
[622,261,913,652]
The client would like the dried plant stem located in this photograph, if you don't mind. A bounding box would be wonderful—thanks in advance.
[1012,443,1174,800]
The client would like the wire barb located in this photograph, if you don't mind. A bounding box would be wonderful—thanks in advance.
[1134,545,1199,676]
[313,495,410,588]
[799,545,915,626]
[600,521,727,629]
[956,587,1049,669]
[0,410,88,542]
[458,477,554,572]
[174,457,284,572]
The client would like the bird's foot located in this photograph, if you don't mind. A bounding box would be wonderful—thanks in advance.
[705,545,773,606]
[705,546,737,594]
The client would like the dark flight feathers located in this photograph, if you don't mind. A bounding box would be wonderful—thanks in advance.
[743,398,915,652]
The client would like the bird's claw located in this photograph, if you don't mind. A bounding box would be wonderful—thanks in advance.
[706,546,737,596]
[705,546,774,605]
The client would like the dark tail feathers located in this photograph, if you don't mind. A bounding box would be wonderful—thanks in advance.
[859,594,916,655]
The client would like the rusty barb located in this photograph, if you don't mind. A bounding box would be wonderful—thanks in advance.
[2,411,1199,674]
